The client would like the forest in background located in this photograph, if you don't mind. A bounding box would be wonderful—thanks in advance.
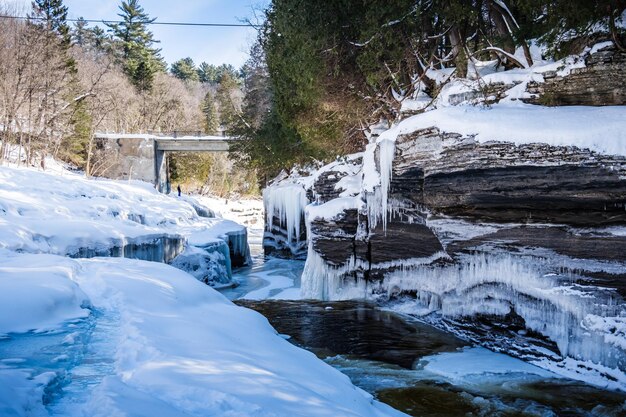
[1,0,625,193]
[0,0,257,196]
[230,0,626,181]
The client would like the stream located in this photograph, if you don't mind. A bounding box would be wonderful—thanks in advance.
[226,225,626,417]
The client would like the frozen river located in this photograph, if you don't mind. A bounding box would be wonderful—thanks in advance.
[224,219,626,416]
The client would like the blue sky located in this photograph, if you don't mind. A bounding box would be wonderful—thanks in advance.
[12,0,269,68]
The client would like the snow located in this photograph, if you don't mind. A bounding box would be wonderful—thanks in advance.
[0,164,245,255]
[358,102,626,232]
[95,133,230,141]
[0,252,89,335]
[0,164,250,286]
[306,197,362,222]
[583,315,626,351]
[590,41,615,55]
[0,161,405,415]
[420,347,557,382]
[0,253,404,417]
[376,104,626,156]
[259,42,626,393]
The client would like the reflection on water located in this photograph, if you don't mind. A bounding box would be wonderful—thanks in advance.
[237,300,465,368]
[238,299,626,417]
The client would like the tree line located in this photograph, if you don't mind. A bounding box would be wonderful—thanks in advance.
[0,0,248,194]
[230,0,626,181]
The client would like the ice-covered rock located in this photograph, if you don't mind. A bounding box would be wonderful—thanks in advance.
[264,95,626,389]
[0,164,251,288]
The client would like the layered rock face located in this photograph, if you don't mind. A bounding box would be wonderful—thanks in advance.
[266,132,626,384]
[393,128,626,225]
[262,42,626,384]
[525,44,626,106]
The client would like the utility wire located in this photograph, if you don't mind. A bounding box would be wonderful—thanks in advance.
[0,14,260,28]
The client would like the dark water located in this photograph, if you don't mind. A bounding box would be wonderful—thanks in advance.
[238,300,626,417]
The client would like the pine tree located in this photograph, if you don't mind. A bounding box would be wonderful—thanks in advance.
[32,0,71,46]
[107,0,165,91]
[171,57,199,82]
[61,96,92,167]
[201,92,219,135]
[88,26,111,52]
[216,72,239,131]
[72,18,111,53]
[72,17,89,46]
[197,62,219,84]
[216,64,239,84]
[133,54,156,92]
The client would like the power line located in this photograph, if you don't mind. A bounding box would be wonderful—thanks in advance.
[0,14,260,28]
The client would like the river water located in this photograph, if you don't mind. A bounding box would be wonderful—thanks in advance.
[226,223,626,416]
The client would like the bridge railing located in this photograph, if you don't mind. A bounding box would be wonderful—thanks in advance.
[147,130,227,138]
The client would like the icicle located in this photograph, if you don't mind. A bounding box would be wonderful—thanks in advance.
[263,183,308,244]
[378,139,396,232]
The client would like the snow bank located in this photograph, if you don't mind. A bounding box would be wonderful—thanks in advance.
[0,165,243,256]
[0,164,251,285]
[0,253,405,417]
[380,104,626,156]
[0,252,89,335]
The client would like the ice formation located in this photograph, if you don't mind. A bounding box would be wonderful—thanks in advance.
[263,183,309,243]
[378,139,396,232]
[270,41,626,389]
[0,164,251,288]
[306,248,626,388]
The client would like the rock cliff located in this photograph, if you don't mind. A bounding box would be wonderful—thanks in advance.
[261,41,626,385]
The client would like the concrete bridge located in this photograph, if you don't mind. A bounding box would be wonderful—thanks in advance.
[94,133,237,193]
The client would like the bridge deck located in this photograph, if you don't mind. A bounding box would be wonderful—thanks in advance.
[95,133,236,152]
[155,138,233,152]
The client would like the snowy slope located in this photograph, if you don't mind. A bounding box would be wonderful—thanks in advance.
[0,164,245,257]
[0,163,405,416]
[0,251,405,417]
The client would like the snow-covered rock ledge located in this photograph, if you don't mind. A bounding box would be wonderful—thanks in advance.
[262,100,626,390]
[0,164,250,287]
[0,251,405,417]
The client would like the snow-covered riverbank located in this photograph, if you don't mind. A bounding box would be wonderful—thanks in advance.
[0,163,405,417]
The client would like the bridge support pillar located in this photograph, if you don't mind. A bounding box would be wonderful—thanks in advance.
[155,149,170,194]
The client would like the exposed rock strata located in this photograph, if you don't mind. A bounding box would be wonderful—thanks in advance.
[263,124,626,378]
[525,44,626,106]
[393,128,626,225]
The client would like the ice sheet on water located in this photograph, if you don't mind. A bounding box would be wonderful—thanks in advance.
[419,347,558,382]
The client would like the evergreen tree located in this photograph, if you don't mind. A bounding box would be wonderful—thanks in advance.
[216,64,239,84]
[107,0,165,91]
[32,0,71,46]
[239,40,272,129]
[133,54,156,92]
[197,62,219,83]
[72,17,89,46]
[216,72,239,131]
[61,97,92,167]
[88,26,111,52]
[72,18,111,53]
[171,57,199,81]
[201,92,219,135]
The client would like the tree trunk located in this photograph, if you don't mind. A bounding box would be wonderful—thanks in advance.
[449,27,467,78]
